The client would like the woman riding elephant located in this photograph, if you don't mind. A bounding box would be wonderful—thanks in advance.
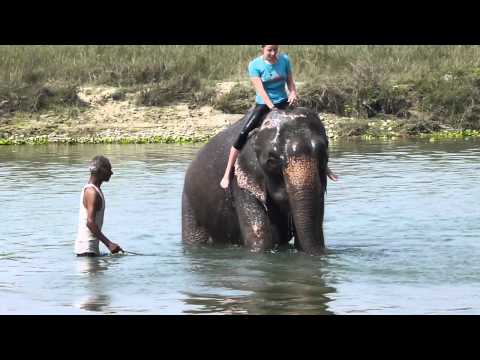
[220,44,337,189]
[183,45,339,254]
[183,106,334,254]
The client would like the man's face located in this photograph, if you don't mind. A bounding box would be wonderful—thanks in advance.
[100,163,113,182]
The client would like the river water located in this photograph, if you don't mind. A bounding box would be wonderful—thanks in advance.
[1,138,480,314]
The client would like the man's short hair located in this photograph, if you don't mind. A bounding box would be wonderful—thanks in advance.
[89,155,111,174]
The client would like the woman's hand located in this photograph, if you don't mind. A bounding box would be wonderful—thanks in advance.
[288,91,299,106]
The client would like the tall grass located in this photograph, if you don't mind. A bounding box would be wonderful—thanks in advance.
[3,45,480,85]
[2,45,480,128]
[0,45,259,86]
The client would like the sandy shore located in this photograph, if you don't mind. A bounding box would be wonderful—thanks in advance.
[1,84,478,145]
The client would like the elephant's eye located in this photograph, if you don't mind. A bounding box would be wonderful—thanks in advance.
[266,155,282,168]
[267,158,278,166]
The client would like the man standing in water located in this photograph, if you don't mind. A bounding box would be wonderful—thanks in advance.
[75,155,123,257]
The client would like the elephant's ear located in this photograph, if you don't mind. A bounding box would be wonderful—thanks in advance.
[320,167,328,194]
[316,142,329,195]
[234,157,266,205]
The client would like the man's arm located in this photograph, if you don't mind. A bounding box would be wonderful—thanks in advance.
[84,187,122,253]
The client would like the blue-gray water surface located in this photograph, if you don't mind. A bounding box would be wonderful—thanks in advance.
[1,138,480,314]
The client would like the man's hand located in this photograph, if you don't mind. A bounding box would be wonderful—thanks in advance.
[108,242,123,254]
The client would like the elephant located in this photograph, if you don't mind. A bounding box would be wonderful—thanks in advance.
[182,107,330,255]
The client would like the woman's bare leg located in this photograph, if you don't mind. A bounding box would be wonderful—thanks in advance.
[220,147,240,189]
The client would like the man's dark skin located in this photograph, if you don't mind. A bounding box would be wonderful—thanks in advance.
[84,161,123,254]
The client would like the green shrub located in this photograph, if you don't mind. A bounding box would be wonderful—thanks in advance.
[213,84,253,113]
[136,75,205,107]
[3,45,480,131]
[0,83,87,113]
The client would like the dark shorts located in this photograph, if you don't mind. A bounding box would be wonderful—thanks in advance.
[233,99,289,150]
[76,252,98,257]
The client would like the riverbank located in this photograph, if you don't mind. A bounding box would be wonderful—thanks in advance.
[2,83,480,145]
[2,46,480,145]
[0,85,237,145]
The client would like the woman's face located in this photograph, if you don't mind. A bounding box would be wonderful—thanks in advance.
[262,45,279,62]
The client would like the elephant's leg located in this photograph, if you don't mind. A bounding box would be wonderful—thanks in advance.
[267,204,292,248]
[182,192,209,245]
[233,187,274,252]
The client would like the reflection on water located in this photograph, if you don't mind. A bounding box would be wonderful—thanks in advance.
[181,247,335,315]
[1,138,480,314]
[74,257,111,312]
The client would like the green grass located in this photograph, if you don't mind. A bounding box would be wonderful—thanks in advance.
[3,45,480,85]
[3,129,480,145]
[213,83,254,113]
[3,45,480,129]
[0,134,211,145]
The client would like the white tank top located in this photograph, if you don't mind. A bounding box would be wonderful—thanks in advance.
[75,184,105,255]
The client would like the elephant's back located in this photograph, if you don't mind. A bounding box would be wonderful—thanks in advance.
[186,114,246,183]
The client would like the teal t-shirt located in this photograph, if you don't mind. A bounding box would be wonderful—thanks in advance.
[248,53,292,105]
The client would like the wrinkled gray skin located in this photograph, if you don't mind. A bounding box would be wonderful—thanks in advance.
[182,107,329,255]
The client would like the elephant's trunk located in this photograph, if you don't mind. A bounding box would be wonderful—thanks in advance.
[284,157,325,255]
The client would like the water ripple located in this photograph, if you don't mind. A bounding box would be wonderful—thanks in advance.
[2,140,480,314]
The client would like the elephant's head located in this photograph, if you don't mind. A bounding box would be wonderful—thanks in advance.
[253,107,329,255]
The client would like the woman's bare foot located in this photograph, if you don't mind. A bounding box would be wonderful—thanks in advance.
[220,176,230,189]
[220,147,240,189]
